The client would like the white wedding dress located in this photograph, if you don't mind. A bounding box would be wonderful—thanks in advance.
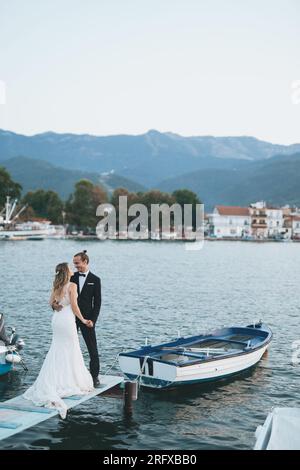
[23,282,94,418]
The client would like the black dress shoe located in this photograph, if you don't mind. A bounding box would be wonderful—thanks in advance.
[93,377,101,388]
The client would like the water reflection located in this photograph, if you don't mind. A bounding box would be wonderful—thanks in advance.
[1,240,300,449]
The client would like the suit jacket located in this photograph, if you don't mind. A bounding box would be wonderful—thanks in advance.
[70,271,101,324]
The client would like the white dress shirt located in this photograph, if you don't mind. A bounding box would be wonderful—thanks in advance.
[78,270,89,293]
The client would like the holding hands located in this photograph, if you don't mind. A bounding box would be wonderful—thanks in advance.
[52,300,93,328]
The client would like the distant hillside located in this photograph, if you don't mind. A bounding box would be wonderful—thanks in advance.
[223,153,300,208]
[96,171,146,194]
[2,152,300,210]
[0,129,299,187]
[1,156,146,199]
[158,153,300,210]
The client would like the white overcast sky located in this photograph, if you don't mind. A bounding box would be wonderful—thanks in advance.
[0,0,299,144]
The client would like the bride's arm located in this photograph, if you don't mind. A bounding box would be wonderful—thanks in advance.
[69,283,89,325]
[49,291,63,312]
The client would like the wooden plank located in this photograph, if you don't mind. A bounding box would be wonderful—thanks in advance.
[0,421,22,429]
[0,404,54,414]
[0,374,123,442]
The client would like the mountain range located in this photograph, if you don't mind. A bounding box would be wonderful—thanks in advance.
[158,152,300,209]
[1,156,146,199]
[0,128,300,209]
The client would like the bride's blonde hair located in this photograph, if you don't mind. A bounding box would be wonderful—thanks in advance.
[50,262,71,302]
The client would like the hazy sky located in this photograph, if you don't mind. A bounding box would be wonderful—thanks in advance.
[0,0,299,143]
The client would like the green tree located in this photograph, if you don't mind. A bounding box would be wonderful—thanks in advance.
[0,167,22,207]
[140,190,175,209]
[111,187,131,209]
[172,189,201,206]
[111,188,140,228]
[172,189,201,228]
[140,190,176,230]
[22,189,64,224]
[109,188,202,233]
[66,179,108,231]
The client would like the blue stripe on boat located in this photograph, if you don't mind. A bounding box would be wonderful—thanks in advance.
[0,364,12,376]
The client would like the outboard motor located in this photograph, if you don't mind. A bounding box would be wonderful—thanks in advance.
[6,324,24,350]
[0,312,27,371]
[0,312,10,345]
[10,332,25,351]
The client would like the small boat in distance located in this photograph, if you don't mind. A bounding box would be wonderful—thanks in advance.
[118,322,272,389]
[0,196,51,240]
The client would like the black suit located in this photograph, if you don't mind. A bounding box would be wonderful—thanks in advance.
[70,271,101,379]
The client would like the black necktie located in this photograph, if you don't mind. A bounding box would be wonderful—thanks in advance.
[79,273,86,277]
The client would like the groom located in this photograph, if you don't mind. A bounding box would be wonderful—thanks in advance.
[71,250,102,387]
[52,250,102,388]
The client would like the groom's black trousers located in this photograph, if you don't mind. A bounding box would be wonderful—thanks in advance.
[77,323,100,379]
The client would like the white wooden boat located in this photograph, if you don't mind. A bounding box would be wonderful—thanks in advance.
[0,196,50,240]
[118,322,272,389]
[254,408,300,450]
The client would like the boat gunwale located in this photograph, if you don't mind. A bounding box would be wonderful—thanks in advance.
[119,326,273,368]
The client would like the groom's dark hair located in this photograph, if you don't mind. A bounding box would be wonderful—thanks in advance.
[74,250,89,264]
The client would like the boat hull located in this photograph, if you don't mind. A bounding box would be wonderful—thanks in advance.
[0,364,12,376]
[254,408,300,450]
[119,344,269,388]
[119,323,272,389]
[0,350,12,376]
[0,229,48,240]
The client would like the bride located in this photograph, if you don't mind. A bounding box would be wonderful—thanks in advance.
[23,262,94,418]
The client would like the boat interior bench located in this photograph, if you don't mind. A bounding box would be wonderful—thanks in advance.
[151,349,234,364]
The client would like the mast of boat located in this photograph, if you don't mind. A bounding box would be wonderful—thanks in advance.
[3,196,28,226]
[4,196,17,224]
[11,203,28,223]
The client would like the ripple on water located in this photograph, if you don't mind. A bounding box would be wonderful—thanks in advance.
[0,240,300,449]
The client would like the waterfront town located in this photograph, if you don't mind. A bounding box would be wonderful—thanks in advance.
[205,201,300,240]
[1,165,300,242]
[1,194,300,242]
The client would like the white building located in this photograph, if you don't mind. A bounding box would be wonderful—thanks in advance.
[208,206,251,238]
[292,216,300,239]
[266,207,284,238]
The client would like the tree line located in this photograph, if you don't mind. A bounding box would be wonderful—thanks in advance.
[0,166,201,233]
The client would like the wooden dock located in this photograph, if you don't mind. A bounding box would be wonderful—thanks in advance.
[0,374,124,442]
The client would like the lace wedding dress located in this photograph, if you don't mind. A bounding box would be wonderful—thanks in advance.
[23,282,94,418]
